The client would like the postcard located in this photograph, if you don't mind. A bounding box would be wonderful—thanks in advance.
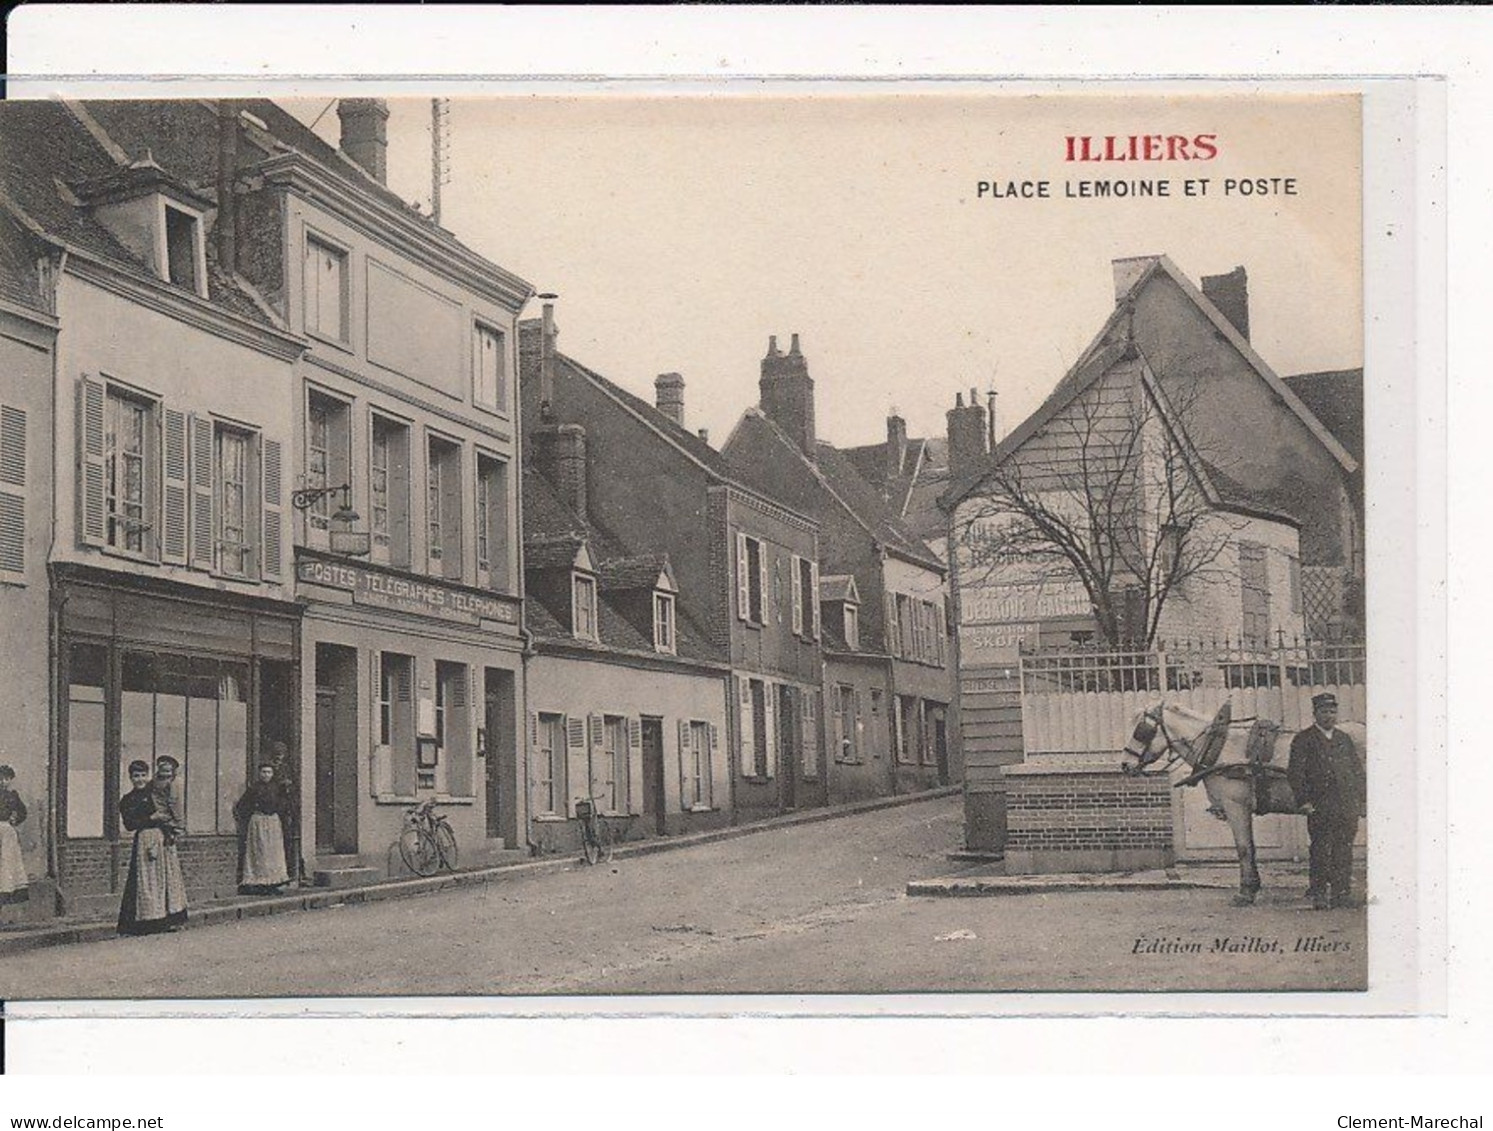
[0,79,1432,1021]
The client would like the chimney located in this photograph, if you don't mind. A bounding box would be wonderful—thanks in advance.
[986,389,998,451]
[1201,266,1250,340]
[1112,255,1157,302]
[215,101,238,277]
[885,411,908,479]
[759,332,816,455]
[697,428,710,445]
[532,423,588,523]
[338,99,390,185]
[539,296,558,421]
[946,388,990,478]
[655,373,686,426]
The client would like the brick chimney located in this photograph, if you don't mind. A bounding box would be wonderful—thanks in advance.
[1201,266,1250,340]
[760,333,816,455]
[885,412,908,479]
[215,101,238,277]
[532,423,588,523]
[946,388,990,477]
[655,373,685,426]
[338,99,390,185]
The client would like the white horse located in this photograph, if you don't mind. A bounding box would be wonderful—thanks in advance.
[1119,700,1367,906]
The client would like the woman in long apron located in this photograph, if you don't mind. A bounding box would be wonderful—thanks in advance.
[0,765,29,905]
[233,762,290,894]
[117,758,188,935]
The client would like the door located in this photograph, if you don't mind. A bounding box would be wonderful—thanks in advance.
[778,685,797,811]
[933,712,949,785]
[314,687,337,854]
[641,717,666,836]
[484,668,517,847]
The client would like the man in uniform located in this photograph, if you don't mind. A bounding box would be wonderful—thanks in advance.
[1288,692,1366,910]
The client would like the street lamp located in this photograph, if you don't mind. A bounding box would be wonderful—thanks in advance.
[290,483,371,557]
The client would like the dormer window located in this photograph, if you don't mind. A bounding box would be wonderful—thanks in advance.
[164,205,201,293]
[844,603,860,651]
[573,573,599,642]
[653,592,676,654]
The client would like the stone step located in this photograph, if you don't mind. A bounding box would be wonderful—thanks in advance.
[311,866,381,890]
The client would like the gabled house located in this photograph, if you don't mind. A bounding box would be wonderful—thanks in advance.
[941,255,1360,845]
[0,100,308,914]
[723,336,959,800]
[520,309,827,824]
[522,464,731,853]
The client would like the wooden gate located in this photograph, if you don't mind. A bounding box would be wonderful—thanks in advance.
[1018,641,1367,861]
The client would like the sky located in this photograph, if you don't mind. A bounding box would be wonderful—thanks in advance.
[286,91,1362,452]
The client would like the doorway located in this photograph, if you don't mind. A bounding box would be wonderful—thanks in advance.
[484,668,518,847]
[313,643,358,855]
[778,685,797,812]
[640,716,666,835]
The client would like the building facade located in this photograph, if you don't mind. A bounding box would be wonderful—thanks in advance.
[722,336,958,803]
[523,468,731,854]
[0,101,309,914]
[224,100,535,875]
[520,315,826,825]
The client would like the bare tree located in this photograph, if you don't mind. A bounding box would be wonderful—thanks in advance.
[954,360,1242,648]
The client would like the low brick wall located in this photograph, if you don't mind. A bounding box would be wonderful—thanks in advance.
[1003,761,1174,874]
[60,836,241,905]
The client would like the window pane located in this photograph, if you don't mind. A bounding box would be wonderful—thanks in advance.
[66,643,108,838]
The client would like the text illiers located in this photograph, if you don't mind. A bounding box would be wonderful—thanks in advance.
[1064,134,1219,162]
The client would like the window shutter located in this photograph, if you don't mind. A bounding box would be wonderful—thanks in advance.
[735,532,750,621]
[627,717,643,815]
[565,716,587,816]
[790,554,804,635]
[810,561,821,640]
[154,406,189,565]
[677,719,692,810]
[261,437,284,582]
[758,544,771,627]
[586,712,606,806]
[763,684,777,779]
[391,659,417,797]
[803,692,818,776]
[445,667,473,798]
[738,677,755,777]
[189,414,216,570]
[885,593,901,657]
[78,377,106,547]
[0,405,26,577]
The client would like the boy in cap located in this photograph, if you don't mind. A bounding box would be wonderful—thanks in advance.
[1287,692,1367,909]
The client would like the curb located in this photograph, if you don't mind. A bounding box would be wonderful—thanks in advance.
[906,872,1237,898]
[0,786,960,957]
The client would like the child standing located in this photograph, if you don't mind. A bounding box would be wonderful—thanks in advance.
[0,765,29,905]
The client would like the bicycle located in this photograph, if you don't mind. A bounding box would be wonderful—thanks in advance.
[399,798,459,877]
[574,796,634,866]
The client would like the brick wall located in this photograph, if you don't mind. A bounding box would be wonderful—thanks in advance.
[60,836,242,902]
[1004,766,1173,873]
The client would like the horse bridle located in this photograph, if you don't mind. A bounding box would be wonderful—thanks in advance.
[1121,706,1187,776]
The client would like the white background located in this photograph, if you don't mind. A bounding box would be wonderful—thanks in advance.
[0,2,1479,1114]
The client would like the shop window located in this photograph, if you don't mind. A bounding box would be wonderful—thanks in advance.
[474,322,508,414]
[896,695,918,765]
[64,642,108,839]
[305,235,349,343]
[534,712,564,816]
[370,414,411,568]
[475,454,510,592]
[426,434,463,581]
[118,651,249,836]
[679,720,714,810]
